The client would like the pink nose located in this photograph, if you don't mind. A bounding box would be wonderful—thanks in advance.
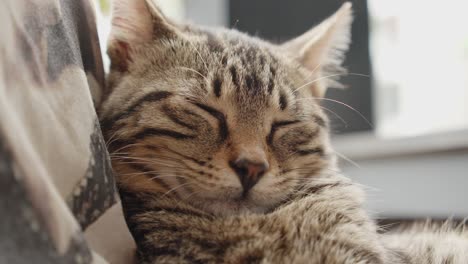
[229,158,269,194]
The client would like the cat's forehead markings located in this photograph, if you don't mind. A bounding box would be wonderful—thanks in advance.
[229,66,240,89]
[279,92,288,111]
[181,29,295,112]
[212,76,222,97]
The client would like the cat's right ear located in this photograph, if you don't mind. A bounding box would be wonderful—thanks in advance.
[108,0,179,71]
[280,2,353,97]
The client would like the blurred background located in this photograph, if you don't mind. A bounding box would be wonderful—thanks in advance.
[95,0,468,220]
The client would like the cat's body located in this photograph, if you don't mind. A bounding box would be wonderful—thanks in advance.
[99,0,468,263]
[120,174,392,263]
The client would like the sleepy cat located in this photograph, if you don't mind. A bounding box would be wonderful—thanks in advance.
[98,0,468,263]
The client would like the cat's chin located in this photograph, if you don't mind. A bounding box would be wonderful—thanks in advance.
[190,197,271,216]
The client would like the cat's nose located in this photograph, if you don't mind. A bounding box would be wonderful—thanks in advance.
[229,158,269,194]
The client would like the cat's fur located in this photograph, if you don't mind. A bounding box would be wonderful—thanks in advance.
[98,0,468,263]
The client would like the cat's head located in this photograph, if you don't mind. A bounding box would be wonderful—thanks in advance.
[99,0,353,215]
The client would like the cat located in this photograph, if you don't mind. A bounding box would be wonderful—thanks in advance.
[98,0,468,263]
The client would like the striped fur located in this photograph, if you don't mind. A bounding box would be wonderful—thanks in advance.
[100,5,333,216]
[120,175,392,263]
[99,1,468,263]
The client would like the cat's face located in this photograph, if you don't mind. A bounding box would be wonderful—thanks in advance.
[100,0,352,215]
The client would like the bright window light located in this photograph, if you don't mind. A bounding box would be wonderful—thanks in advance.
[369,0,468,138]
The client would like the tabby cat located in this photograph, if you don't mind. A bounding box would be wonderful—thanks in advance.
[98,0,468,263]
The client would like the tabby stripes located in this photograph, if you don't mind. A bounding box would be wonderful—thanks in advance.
[101,91,172,129]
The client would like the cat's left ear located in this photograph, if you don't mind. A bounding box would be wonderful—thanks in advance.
[281,2,353,97]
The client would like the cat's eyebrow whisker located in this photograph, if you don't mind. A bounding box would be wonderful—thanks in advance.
[177,66,209,83]
[292,72,370,93]
[186,39,208,72]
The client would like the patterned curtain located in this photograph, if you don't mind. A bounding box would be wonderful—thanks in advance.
[0,0,135,263]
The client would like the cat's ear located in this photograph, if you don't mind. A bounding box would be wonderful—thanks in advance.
[281,2,353,97]
[108,0,179,71]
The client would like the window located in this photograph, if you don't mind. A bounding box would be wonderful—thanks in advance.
[369,0,468,138]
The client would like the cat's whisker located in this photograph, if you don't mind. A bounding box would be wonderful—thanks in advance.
[111,155,182,167]
[155,145,209,166]
[292,72,370,93]
[187,39,208,72]
[112,160,185,169]
[318,105,348,126]
[299,97,373,128]
[294,164,336,171]
[110,143,146,155]
[111,148,197,165]
[119,171,158,179]
[111,155,161,163]
[177,66,209,83]
[333,151,360,168]
[288,167,341,177]
[161,182,196,199]
[119,169,185,178]
[105,130,122,147]
[309,62,323,77]
[134,170,193,184]
[148,174,191,181]
[176,188,209,208]
[125,171,185,183]
[291,63,323,90]
[293,170,341,179]
[282,148,324,161]
[112,153,187,164]
[113,153,212,181]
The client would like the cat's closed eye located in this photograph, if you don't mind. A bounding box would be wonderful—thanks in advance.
[267,120,301,145]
